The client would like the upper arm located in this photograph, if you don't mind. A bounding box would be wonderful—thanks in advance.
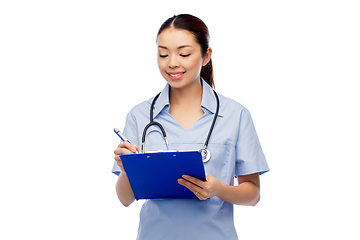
[237,173,260,189]
[235,109,269,176]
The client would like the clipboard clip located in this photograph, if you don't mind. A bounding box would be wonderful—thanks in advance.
[143,149,179,154]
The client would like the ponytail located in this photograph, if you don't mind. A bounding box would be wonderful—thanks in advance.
[201,59,214,88]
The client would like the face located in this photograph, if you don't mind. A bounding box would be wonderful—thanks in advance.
[157,28,211,89]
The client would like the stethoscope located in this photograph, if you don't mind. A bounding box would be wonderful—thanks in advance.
[141,89,220,163]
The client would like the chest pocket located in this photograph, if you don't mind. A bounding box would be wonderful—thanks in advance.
[204,143,235,185]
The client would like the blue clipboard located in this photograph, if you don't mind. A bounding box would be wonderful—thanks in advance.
[120,151,206,200]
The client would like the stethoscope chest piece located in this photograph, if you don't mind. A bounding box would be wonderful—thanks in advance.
[199,148,211,163]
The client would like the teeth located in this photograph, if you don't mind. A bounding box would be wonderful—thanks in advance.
[170,73,183,77]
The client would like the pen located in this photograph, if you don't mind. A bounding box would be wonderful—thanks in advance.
[114,128,138,154]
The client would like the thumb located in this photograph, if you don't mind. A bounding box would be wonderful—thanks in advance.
[134,145,140,152]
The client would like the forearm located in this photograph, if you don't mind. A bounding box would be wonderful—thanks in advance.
[217,181,260,206]
[115,172,135,207]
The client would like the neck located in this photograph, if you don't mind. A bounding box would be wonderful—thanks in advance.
[169,79,203,108]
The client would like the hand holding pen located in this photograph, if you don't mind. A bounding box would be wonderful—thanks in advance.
[114,128,140,172]
[114,128,139,154]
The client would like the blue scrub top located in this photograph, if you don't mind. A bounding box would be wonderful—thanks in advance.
[112,79,269,240]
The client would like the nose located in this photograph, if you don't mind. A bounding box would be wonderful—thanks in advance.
[168,56,179,69]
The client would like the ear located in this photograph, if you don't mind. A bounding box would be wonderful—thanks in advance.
[202,47,212,66]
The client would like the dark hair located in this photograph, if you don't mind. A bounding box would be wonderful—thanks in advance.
[157,14,214,88]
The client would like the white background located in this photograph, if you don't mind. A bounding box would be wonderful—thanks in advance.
[1,0,359,239]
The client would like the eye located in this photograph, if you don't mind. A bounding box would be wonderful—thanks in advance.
[159,54,168,58]
[180,54,190,57]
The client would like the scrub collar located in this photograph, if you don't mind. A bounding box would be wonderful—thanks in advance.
[152,78,223,119]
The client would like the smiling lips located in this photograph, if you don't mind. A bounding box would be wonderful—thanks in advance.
[167,71,185,80]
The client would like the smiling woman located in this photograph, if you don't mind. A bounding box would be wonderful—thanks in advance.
[112,14,269,240]
[155,15,214,130]
[157,29,212,89]
[157,14,214,88]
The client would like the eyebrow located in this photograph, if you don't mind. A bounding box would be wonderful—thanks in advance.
[158,45,193,49]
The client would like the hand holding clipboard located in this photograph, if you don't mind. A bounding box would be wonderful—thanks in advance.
[121,151,206,200]
[114,128,206,200]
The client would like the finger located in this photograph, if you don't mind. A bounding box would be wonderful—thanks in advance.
[114,154,125,161]
[195,192,207,201]
[121,141,138,153]
[114,143,123,155]
[182,175,205,188]
[179,176,211,200]
[134,145,140,152]
[114,155,125,172]
[114,155,123,164]
[192,188,207,201]
[114,147,133,156]
[119,141,132,150]
[178,178,204,196]
[114,142,137,155]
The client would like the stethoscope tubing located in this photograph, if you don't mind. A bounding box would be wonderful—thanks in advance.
[141,90,219,159]
[203,89,219,149]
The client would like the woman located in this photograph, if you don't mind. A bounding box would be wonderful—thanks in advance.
[113,14,269,240]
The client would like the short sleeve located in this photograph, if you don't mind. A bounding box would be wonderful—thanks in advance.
[111,110,139,176]
[235,108,269,176]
